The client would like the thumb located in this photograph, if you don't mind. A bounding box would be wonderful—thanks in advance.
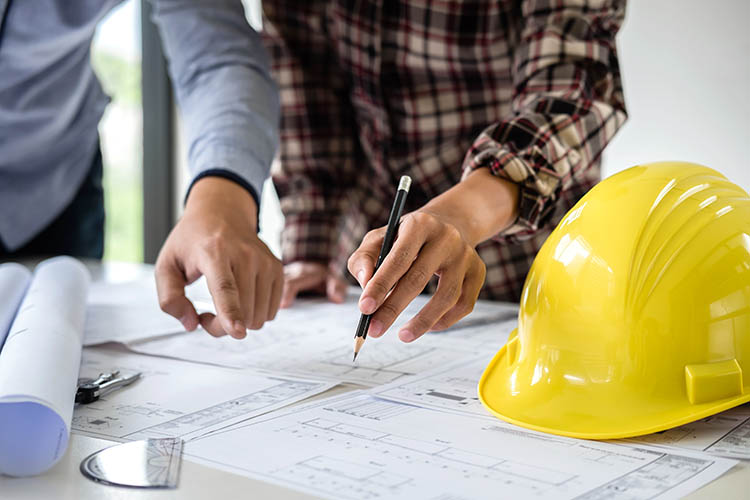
[279,280,301,309]
[155,258,199,331]
[326,275,348,303]
[348,231,383,288]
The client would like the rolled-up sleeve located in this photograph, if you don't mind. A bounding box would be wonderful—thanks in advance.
[462,0,627,240]
[149,0,279,204]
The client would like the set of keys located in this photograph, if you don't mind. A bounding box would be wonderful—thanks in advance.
[75,370,142,404]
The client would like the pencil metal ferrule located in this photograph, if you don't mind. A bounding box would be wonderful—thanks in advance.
[398,175,412,192]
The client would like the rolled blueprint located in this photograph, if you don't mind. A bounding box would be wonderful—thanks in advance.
[0,263,31,349]
[0,257,90,476]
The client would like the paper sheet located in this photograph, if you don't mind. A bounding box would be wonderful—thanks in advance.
[84,276,213,346]
[624,404,750,460]
[185,392,737,500]
[73,348,337,442]
[0,257,90,476]
[372,353,499,418]
[0,263,31,349]
[127,291,515,386]
[374,354,750,462]
[437,313,517,350]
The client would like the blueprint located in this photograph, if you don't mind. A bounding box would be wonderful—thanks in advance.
[126,291,515,386]
[84,276,213,346]
[73,348,336,442]
[0,257,90,476]
[373,355,750,462]
[372,354,495,417]
[185,392,737,500]
[624,404,750,460]
[127,328,479,387]
[0,263,31,349]
[436,314,517,351]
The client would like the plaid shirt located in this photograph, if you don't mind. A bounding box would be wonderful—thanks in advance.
[263,0,627,301]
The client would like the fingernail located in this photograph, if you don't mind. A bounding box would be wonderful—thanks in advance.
[368,319,384,338]
[233,320,246,336]
[399,329,416,342]
[360,296,376,314]
[357,270,366,286]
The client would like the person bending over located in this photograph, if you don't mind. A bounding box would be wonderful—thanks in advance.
[0,0,282,337]
[264,0,627,341]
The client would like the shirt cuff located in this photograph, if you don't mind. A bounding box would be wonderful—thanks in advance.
[281,213,341,265]
[462,143,576,240]
[185,169,261,231]
[187,168,260,205]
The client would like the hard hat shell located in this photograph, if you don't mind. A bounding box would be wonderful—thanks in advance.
[479,162,750,439]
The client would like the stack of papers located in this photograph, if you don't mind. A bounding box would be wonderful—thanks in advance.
[71,277,747,498]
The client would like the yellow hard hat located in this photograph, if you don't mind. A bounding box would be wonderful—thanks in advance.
[479,162,750,439]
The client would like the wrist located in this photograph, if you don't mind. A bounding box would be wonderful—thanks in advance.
[421,168,519,246]
[185,176,258,231]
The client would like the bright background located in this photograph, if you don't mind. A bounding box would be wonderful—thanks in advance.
[92,0,750,263]
[603,0,750,188]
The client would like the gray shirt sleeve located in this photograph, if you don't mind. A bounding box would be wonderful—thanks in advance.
[148,0,279,203]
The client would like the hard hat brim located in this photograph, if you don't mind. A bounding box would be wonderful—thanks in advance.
[478,340,750,440]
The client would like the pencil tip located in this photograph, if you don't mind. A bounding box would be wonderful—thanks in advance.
[352,352,358,363]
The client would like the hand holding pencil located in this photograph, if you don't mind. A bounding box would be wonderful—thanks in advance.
[352,176,412,360]
[349,174,487,357]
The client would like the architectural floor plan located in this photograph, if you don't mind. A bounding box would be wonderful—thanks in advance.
[185,393,736,500]
[126,290,516,387]
[73,349,336,442]
[372,354,494,417]
[373,355,750,461]
[624,404,750,460]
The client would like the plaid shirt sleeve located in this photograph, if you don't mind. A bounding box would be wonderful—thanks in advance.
[462,0,627,241]
[262,5,359,266]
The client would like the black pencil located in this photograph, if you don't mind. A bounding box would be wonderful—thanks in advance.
[353,175,412,362]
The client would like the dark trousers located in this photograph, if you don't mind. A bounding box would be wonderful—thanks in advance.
[0,147,105,259]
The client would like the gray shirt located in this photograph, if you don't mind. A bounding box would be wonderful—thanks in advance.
[0,0,279,251]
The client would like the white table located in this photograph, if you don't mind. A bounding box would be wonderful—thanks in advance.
[1,262,748,499]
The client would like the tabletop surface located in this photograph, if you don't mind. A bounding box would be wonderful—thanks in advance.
[1,262,748,499]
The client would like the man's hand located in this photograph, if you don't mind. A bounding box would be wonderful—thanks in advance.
[155,177,283,339]
[347,168,519,343]
[280,262,348,308]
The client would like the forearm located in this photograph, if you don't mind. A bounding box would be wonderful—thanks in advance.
[462,0,627,240]
[419,169,519,247]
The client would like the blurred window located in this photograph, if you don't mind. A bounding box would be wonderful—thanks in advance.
[91,1,143,262]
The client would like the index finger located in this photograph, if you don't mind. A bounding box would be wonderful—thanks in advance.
[202,257,246,338]
[359,219,426,314]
